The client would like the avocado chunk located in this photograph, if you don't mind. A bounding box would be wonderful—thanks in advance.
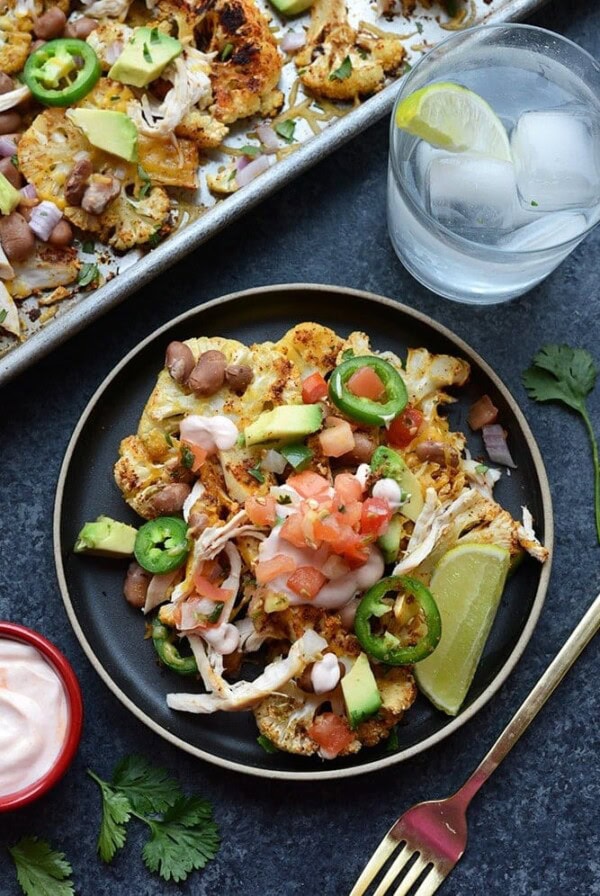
[244,404,322,447]
[268,0,314,15]
[74,516,138,557]
[109,26,182,88]
[342,653,382,728]
[378,514,403,565]
[66,108,138,162]
[0,172,23,215]
[370,446,424,522]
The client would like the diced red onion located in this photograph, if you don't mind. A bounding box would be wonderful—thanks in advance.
[280,30,306,53]
[28,200,62,242]
[235,154,271,187]
[105,41,123,65]
[256,123,279,154]
[262,449,287,475]
[0,137,17,158]
[482,424,517,468]
[236,154,250,172]
[20,183,37,201]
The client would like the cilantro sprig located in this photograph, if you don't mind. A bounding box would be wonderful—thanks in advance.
[8,837,74,896]
[88,755,220,883]
[523,344,599,542]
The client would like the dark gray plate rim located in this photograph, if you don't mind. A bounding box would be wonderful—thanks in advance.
[53,283,553,781]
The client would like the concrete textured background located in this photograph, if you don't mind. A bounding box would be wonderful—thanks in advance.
[1,0,599,893]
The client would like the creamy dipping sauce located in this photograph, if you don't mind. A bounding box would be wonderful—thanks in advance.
[0,639,68,797]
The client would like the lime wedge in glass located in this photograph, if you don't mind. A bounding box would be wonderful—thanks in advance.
[415,543,511,716]
[395,82,511,161]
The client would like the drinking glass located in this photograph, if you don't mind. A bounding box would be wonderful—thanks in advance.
[387,24,600,304]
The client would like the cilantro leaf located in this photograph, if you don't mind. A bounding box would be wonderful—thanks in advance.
[111,755,182,815]
[0,308,7,325]
[257,734,278,753]
[385,727,399,753]
[248,464,265,483]
[78,262,99,288]
[523,344,599,541]
[274,119,296,144]
[87,770,132,862]
[8,837,74,896]
[141,797,220,882]
[220,42,233,61]
[329,56,352,81]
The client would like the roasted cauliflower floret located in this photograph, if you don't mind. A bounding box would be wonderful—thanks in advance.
[175,109,229,149]
[0,28,31,72]
[295,0,405,101]
[192,0,283,124]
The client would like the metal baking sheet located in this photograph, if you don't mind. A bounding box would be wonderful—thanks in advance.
[0,0,546,386]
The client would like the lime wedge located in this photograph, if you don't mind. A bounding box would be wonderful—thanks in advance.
[415,543,511,716]
[395,82,511,161]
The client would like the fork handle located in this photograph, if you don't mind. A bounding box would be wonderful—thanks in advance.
[452,590,600,810]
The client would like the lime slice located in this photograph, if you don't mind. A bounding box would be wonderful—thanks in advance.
[395,82,511,161]
[415,543,511,716]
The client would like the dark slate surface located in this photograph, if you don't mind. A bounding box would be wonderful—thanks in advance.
[1,1,599,893]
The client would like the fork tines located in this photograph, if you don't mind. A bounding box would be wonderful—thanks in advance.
[349,833,446,896]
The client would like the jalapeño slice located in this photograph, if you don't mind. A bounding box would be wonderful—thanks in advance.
[24,38,101,107]
[328,356,408,426]
[354,575,441,665]
[134,515,189,574]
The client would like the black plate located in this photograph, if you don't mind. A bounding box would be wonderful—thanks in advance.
[54,285,553,780]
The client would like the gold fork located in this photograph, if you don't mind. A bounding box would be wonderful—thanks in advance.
[349,590,600,896]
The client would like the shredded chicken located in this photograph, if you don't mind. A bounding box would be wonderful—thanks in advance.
[166,629,327,713]
[517,506,549,562]
[194,508,263,561]
[80,0,131,19]
[127,48,212,138]
[0,84,30,113]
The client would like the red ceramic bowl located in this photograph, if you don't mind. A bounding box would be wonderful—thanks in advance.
[0,623,83,811]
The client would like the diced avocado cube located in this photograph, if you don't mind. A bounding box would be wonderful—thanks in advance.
[268,0,314,14]
[74,516,138,557]
[66,108,138,162]
[378,514,403,564]
[109,26,182,88]
[341,652,382,728]
[244,404,322,447]
[370,446,424,522]
[0,172,23,215]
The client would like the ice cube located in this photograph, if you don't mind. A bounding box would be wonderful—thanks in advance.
[427,154,520,233]
[511,110,600,212]
[499,211,587,251]
[412,141,448,198]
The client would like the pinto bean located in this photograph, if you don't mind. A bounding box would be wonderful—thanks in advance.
[340,430,377,464]
[123,561,152,608]
[0,212,35,262]
[165,341,195,384]
[150,483,192,515]
[48,218,73,246]
[33,7,67,40]
[64,158,93,207]
[187,350,226,396]
[29,39,46,55]
[225,364,253,394]
[65,16,98,39]
[0,157,22,190]
[414,440,459,468]
[0,112,21,136]
[0,73,14,95]
[81,174,121,215]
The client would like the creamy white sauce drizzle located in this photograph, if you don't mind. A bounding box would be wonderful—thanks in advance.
[258,523,384,609]
[179,415,238,454]
[372,478,403,510]
[311,653,341,694]
[0,640,68,798]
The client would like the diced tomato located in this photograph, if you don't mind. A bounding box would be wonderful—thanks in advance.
[280,512,307,548]
[467,394,499,431]
[255,553,297,584]
[302,371,328,404]
[336,500,362,529]
[286,566,327,600]
[200,559,223,583]
[319,419,355,457]
[339,531,371,568]
[192,572,233,602]
[245,495,277,527]
[308,712,354,758]
[182,440,207,472]
[346,366,386,402]
[287,470,331,499]
[360,497,393,537]
[314,512,342,546]
[334,472,364,505]
[387,406,424,449]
